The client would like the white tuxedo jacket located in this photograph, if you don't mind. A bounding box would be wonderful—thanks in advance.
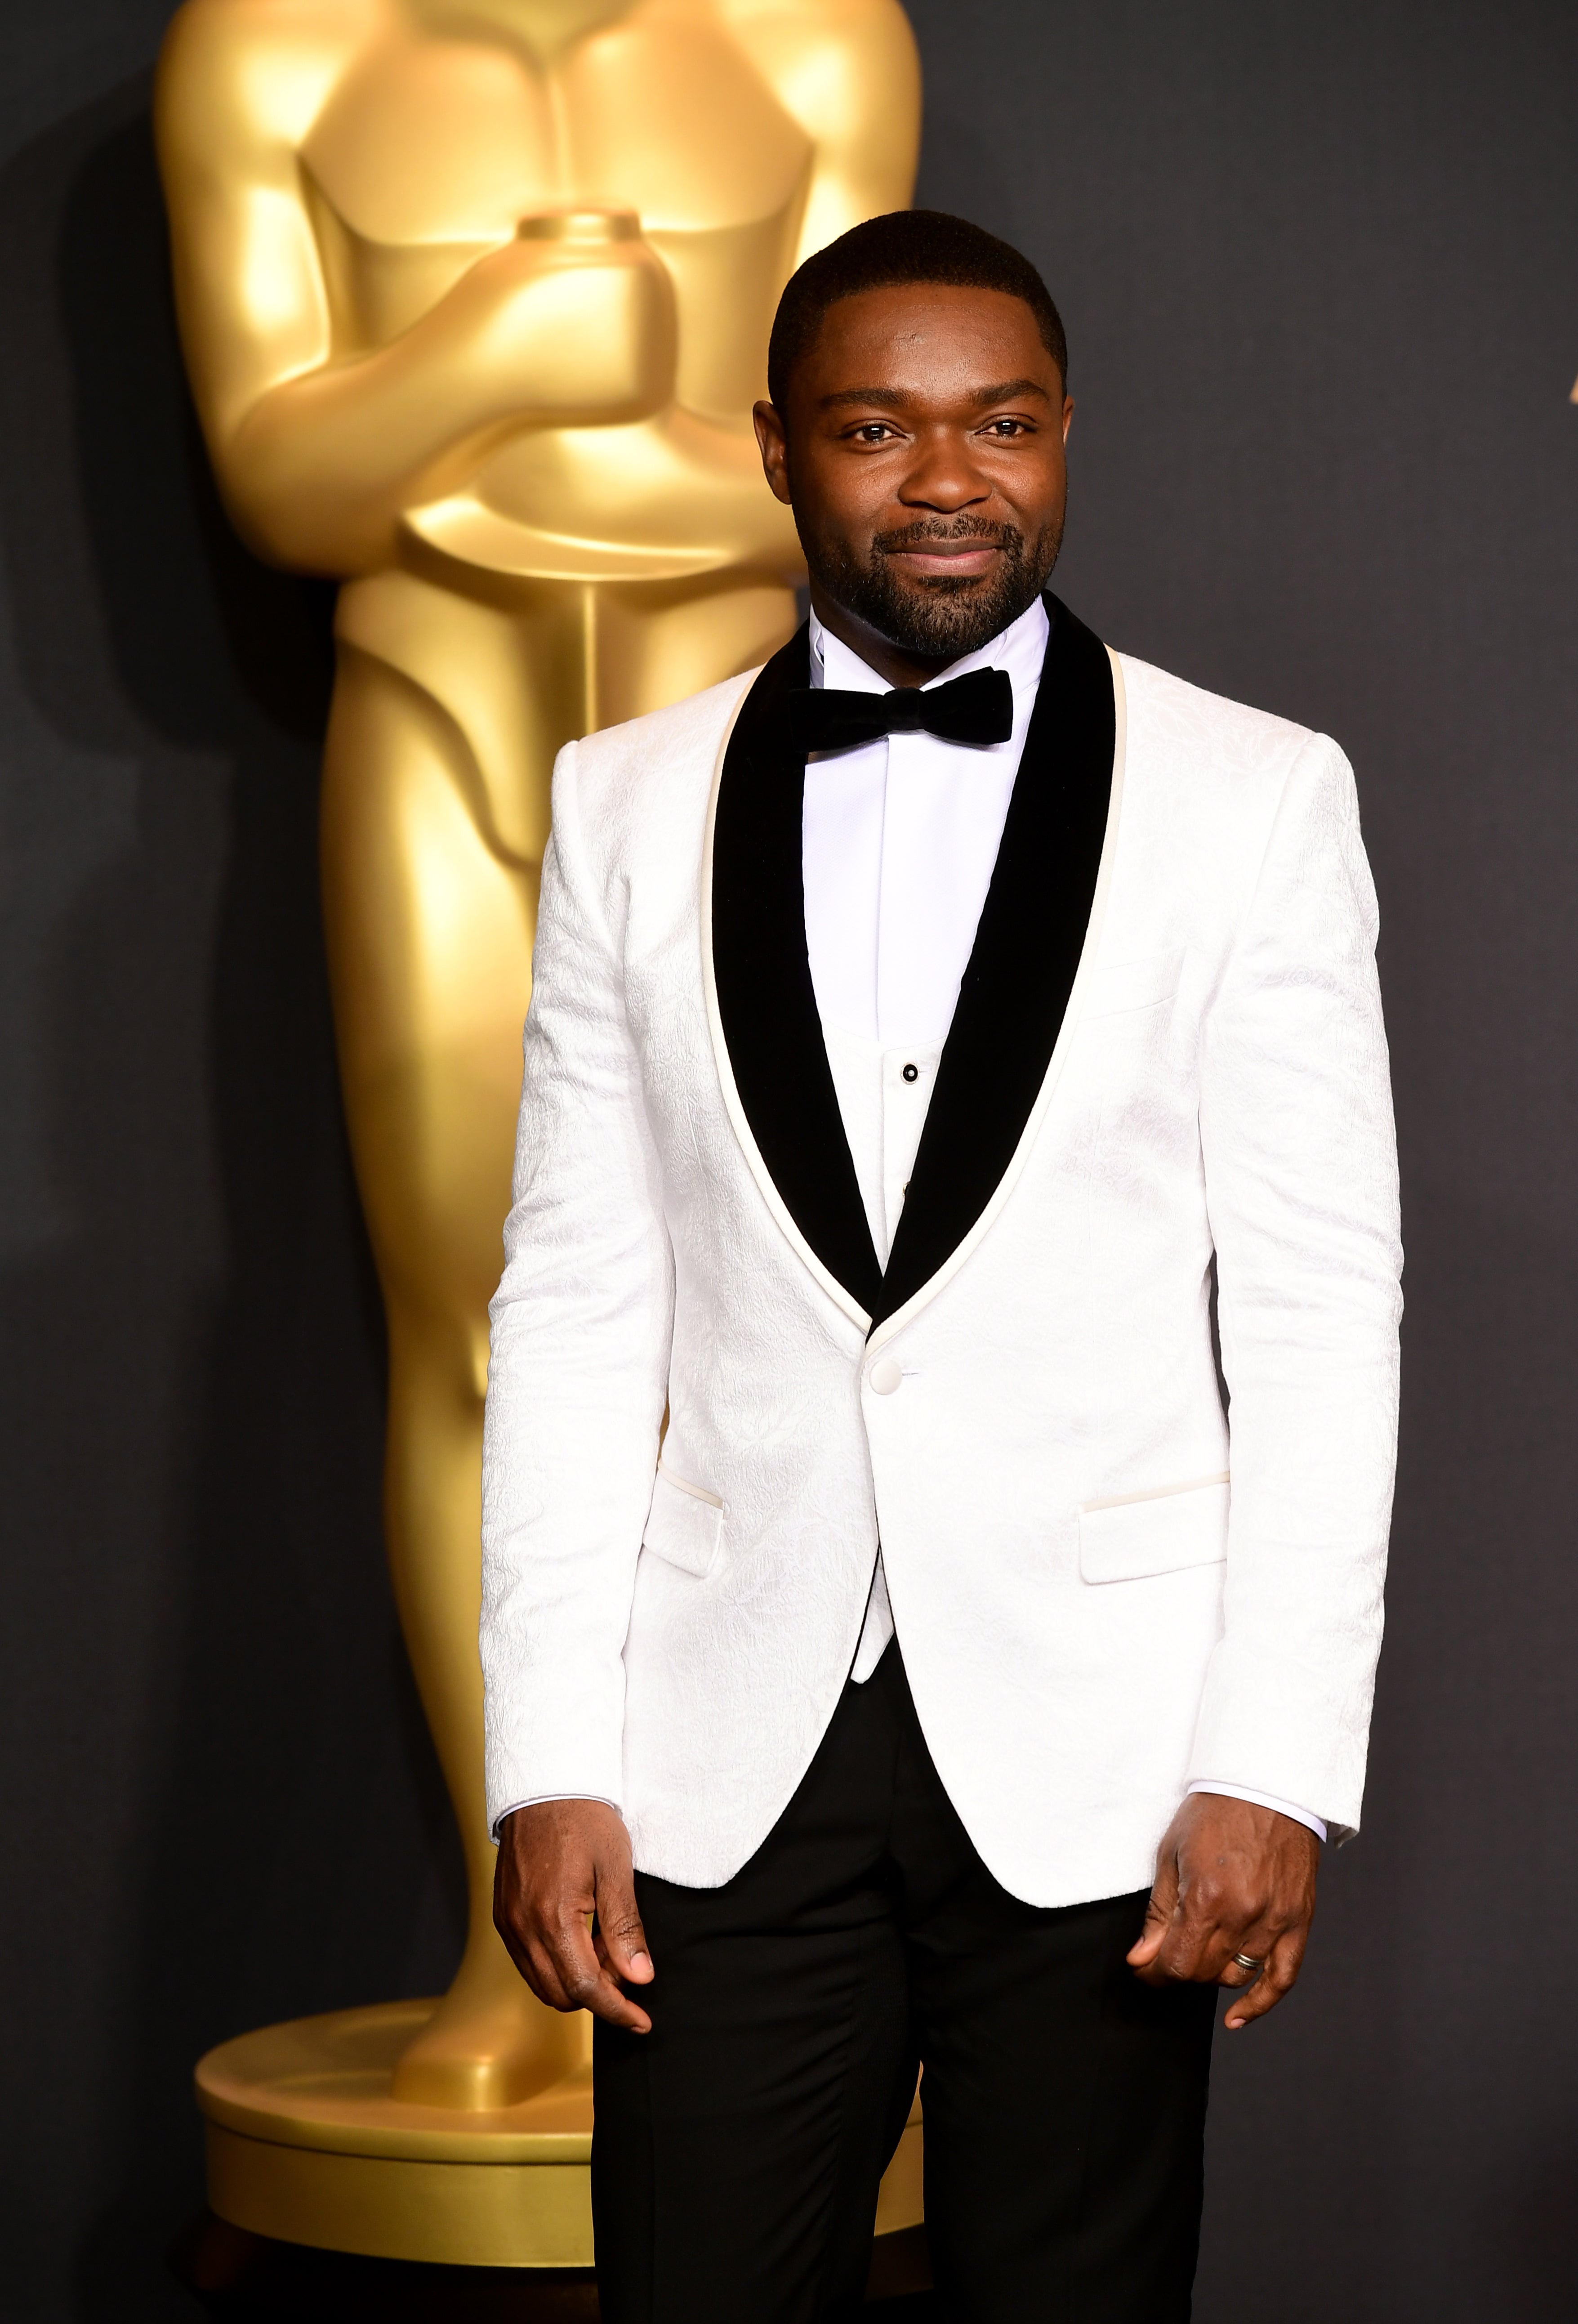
[481,598,1402,1907]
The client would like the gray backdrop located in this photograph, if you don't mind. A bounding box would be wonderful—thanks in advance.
[3,4,1575,2317]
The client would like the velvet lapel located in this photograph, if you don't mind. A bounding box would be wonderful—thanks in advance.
[873,594,1115,1329]
[709,624,886,1318]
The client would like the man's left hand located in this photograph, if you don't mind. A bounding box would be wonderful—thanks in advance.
[1127,1793,1319,2030]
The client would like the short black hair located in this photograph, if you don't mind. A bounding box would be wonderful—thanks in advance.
[767,210,1068,414]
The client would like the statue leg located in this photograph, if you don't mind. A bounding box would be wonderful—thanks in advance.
[320,572,798,2110]
[321,623,579,2108]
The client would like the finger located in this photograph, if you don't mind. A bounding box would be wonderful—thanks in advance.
[1127,1858,1181,1970]
[498,1913,579,2014]
[1213,1917,1281,1989]
[547,1909,653,2033]
[521,1936,579,2014]
[592,1922,657,1996]
[1150,1913,1224,1984]
[1223,1926,1308,2030]
[592,1922,653,1989]
[1212,1888,1313,1990]
[508,1897,588,2011]
[544,1906,613,2003]
[593,1870,654,1986]
[575,1961,654,2034]
[581,1968,654,2033]
[1165,1891,1312,1991]
[1147,1860,1236,1983]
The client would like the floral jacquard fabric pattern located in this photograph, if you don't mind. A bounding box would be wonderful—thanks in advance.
[479,649,1401,1908]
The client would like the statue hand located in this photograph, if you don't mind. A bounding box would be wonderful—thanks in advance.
[442,226,676,427]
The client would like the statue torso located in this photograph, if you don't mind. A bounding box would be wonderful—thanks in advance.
[299,0,814,574]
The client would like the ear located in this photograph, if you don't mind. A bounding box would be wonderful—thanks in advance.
[753,400,793,505]
[1061,394,1074,445]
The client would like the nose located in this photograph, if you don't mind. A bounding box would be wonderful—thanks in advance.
[896,427,992,513]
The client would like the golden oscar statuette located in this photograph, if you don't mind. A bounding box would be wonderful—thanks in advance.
[155,0,922,2273]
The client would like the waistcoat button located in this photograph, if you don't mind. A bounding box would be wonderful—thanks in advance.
[868,1356,903,1395]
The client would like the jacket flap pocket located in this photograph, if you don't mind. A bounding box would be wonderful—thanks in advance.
[642,1465,723,1579]
[1082,948,1185,1019]
[1079,1474,1229,1583]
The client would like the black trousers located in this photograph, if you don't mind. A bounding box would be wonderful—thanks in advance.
[592,1645,1215,2323]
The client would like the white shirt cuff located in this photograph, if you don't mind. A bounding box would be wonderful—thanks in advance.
[1187,1781,1327,1844]
[491,1795,623,1842]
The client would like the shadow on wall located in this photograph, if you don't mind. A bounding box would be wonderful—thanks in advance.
[0,79,464,2324]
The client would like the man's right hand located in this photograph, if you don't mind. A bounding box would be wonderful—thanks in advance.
[493,1800,655,2033]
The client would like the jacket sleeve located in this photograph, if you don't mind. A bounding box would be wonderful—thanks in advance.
[479,741,675,1832]
[1190,732,1403,1838]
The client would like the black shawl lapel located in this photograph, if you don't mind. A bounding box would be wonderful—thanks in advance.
[873,595,1115,1329]
[710,624,886,1318]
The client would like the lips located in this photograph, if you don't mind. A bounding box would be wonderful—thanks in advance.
[876,524,1012,580]
[886,547,1001,582]
[890,543,999,562]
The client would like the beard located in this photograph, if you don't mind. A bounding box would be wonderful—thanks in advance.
[801,506,1065,662]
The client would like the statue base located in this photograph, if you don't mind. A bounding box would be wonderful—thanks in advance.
[197,2001,925,2270]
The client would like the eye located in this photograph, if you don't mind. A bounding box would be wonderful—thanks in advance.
[980,417,1033,438]
[848,422,898,443]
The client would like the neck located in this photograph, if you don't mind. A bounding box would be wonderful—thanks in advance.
[807,585,967,689]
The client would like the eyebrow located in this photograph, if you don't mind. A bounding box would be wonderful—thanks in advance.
[819,378,1053,411]
[969,378,1053,406]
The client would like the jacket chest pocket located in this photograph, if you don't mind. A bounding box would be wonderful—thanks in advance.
[642,1463,724,1579]
[1078,1474,1229,1583]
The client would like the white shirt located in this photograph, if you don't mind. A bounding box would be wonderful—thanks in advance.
[506,606,1327,1846]
[803,603,1326,1846]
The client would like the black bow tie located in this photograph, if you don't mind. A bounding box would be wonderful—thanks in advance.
[791,665,1014,756]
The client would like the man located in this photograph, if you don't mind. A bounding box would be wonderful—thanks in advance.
[481,211,1402,2320]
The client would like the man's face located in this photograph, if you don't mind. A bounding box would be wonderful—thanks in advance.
[755,282,1073,670]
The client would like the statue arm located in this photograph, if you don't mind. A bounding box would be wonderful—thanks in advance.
[723,0,921,264]
[154,4,673,575]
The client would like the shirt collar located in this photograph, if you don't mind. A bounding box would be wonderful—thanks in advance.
[808,595,1049,724]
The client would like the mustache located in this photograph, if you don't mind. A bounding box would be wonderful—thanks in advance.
[872,516,1023,555]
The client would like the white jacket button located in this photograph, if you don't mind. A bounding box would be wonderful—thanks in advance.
[867,1356,903,1395]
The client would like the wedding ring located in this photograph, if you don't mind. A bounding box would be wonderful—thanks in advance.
[1231,1952,1265,1974]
